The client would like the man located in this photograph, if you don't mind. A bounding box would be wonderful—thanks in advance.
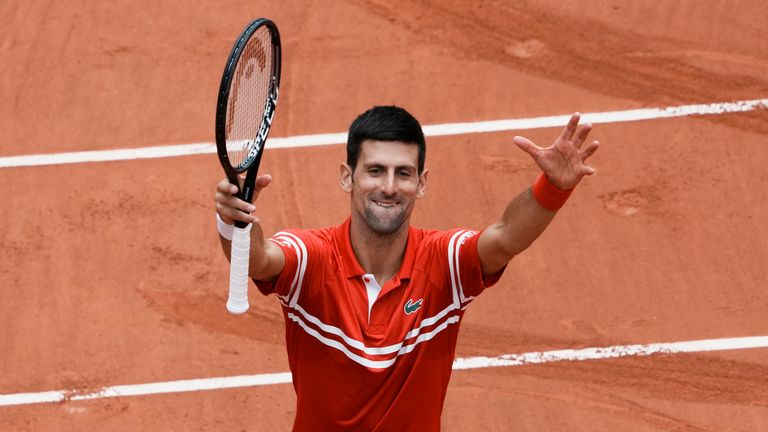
[215,106,599,431]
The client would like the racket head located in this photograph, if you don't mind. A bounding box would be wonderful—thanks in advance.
[215,18,281,200]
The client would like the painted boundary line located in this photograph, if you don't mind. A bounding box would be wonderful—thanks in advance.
[2,335,767,407]
[1,98,766,169]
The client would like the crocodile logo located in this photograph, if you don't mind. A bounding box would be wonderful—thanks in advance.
[404,298,423,315]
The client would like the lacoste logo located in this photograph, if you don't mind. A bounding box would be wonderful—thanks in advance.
[404,298,423,315]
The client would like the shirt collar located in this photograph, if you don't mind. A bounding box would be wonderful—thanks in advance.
[335,217,417,280]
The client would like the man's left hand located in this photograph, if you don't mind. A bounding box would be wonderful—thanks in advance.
[512,113,600,190]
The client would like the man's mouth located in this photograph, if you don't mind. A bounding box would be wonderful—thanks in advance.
[373,200,398,208]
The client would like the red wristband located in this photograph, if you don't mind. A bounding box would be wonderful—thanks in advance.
[532,173,573,211]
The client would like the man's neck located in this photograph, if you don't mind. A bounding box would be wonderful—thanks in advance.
[348,215,409,286]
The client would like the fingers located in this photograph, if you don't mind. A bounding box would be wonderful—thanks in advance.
[215,174,273,225]
[255,174,273,190]
[581,140,600,158]
[580,140,600,176]
[558,113,594,150]
[573,123,592,149]
[249,174,273,204]
[217,178,239,195]
[582,165,597,176]
[558,113,581,142]
[216,191,257,225]
[512,136,540,158]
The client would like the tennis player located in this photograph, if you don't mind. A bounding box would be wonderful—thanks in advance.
[214,106,599,431]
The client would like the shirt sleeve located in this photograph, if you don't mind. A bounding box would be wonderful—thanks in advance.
[450,228,506,300]
[253,230,310,300]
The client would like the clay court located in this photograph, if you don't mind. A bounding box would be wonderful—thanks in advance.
[2,0,768,430]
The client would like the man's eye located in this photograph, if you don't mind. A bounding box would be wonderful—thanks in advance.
[369,168,383,175]
[398,171,411,178]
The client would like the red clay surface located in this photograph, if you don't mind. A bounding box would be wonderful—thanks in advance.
[2,0,768,430]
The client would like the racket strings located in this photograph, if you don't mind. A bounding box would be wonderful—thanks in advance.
[226,27,275,170]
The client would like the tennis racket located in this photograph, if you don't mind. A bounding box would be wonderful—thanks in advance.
[215,18,281,314]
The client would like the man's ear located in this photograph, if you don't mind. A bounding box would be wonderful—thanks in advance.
[340,163,353,192]
[416,169,429,199]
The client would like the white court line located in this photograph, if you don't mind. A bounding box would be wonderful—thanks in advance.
[1,335,767,407]
[1,98,766,169]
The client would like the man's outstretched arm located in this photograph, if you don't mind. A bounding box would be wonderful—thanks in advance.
[477,113,600,275]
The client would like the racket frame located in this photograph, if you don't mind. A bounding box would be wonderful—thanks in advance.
[215,18,281,229]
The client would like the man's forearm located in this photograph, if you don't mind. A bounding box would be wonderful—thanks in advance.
[478,186,559,275]
[493,187,557,257]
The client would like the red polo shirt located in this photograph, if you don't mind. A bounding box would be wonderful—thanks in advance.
[255,218,504,431]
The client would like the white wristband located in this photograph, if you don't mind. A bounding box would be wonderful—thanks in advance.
[217,213,235,241]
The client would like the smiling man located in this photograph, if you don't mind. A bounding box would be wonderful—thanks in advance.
[214,106,599,431]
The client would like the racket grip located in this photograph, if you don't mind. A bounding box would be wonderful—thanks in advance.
[227,224,252,314]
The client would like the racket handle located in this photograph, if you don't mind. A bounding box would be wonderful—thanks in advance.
[227,224,252,314]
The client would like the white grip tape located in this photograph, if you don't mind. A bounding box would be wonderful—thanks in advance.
[226,224,252,314]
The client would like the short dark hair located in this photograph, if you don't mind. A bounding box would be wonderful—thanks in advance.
[346,106,426,174]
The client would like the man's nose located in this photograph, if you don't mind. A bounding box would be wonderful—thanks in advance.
[380,172,397,196]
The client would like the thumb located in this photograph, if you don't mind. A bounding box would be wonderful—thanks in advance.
[512,136,540,158]
[255,173,273,188]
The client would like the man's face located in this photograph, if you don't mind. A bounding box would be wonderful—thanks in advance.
[341,140,428,235]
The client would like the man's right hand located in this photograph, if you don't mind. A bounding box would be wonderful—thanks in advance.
[215,173,284,280]
[215,174,273,225]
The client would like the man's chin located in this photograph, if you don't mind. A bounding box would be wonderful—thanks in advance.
[363,209,406,235]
